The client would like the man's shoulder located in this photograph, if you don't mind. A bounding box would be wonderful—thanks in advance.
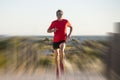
[62,19,69,23]
[62,19,68,21]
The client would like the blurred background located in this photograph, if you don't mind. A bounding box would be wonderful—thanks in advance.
[0,35,108,80]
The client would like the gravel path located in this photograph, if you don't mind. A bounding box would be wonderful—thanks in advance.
[0,69,107,80]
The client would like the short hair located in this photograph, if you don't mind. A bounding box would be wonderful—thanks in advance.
[56,9,63,15]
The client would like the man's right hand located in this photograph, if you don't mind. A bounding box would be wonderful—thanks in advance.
[51,28,58,32]
[47,28,58,33]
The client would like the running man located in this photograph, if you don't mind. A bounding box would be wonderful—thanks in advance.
[47,10,73,79]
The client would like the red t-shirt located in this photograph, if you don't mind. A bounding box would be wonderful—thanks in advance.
[49,19,71,42]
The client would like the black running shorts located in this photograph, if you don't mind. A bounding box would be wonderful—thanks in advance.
[53,40,66,49]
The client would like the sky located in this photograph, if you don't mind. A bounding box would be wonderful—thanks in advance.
[0,0,120,36]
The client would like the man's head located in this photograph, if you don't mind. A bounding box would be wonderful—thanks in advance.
[56,9,63,20]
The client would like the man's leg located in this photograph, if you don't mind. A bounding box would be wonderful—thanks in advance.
[59,42,66,73]
[54,49,60,78]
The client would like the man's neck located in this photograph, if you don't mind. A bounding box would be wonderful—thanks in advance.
[57,18,62,21]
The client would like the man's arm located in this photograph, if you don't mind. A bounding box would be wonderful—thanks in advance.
[47,28,57,33]
[67,26,73,38]
[47,28,52,33]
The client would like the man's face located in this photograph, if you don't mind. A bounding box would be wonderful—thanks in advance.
[56,11,63,19]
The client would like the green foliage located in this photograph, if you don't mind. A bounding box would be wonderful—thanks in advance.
[37,56,54,67]
[0,36,107,72]
[0,40,8,50]
[0,54,7,68]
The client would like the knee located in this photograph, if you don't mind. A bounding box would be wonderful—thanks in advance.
[54,50,59,59]
[59,43,65,51]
